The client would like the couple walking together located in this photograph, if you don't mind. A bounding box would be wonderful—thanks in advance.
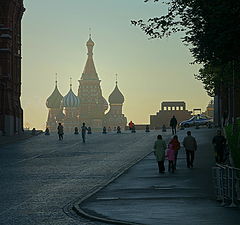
[154,131,197,173]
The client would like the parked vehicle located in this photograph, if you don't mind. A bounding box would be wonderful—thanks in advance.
[179,115,213,128]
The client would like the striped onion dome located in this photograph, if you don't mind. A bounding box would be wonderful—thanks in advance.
[62,87,80,108]
[46,84,63,108]
[109,83,124,104]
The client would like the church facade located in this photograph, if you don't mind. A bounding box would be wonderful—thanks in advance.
[0,0,25,135]
[46,36,127,132]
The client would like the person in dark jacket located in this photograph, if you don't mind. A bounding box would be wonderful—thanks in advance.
[57,123,64,140]
[212,130,226,163]
[183,131,197,168]
[170,115,178,135]
[81,123,88,143]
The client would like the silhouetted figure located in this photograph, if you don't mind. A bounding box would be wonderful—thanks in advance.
[131,125,136,133]
[31,128,36,135]
[212,130,226,163]
[145,125,150,132]
[45,128,50,135]
[170,116,178,135]
[114,127,117,132]
[154,135,167,173]
[102,126,107,134]
[74,127,79,134]
[57,123,64,140]
[168,135,180,169]
[81,123,88,143]
[128,121,134,130]
[162,124,167,132]
[117,126,121,133]
[183,131,197,168]
[87,127,92,134]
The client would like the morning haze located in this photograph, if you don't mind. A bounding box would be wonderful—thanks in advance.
[21,0,211,129]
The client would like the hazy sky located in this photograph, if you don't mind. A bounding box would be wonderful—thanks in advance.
[21,0,211,129]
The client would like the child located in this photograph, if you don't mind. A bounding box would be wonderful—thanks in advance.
[166,143,175,173]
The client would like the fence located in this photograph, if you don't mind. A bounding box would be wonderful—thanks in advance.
[212,164,240,207]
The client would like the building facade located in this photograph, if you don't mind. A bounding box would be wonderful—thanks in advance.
[46,36,127,132]
[150,101,192,129]
[0,0,25,135]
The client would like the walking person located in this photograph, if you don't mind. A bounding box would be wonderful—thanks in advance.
[170,115,178,135]
[166,144,175,173]
[212,130,226,163]
[183,131,197,168]
[154,135,167,173]
[81,123,88,143]
[57,123,64,140]
[169,135,180,169]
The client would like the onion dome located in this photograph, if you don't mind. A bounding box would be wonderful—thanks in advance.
[62,84,80,108]
[109,82,124,104]
[46,82,63,108]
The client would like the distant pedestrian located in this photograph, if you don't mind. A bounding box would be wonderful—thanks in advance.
[129,121,134,130]
[81,123,88,143]
[102,126,107,134]
[166,144,175,173]
[169,135,180,169]
[131,124,136,133]
[57,123,64,140]
[108,127,112,132]
[145,125,150,132]
[183,131,197,168]
[117,126,121,133]
[74,127,79,134]
[154,135,167,173]
[87,127,92,134]
[170,115,178,135]
[212,130,226,163]
[45,127,50,135]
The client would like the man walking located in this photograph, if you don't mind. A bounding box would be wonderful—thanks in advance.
[170,115,178,135]
[212,130,226,163]
[57,123,64,140]
[81,123,88,143]
[183,131,197,168]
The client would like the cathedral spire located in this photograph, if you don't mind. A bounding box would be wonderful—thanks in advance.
[81,34,99,80]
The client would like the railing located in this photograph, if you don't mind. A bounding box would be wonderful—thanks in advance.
[212,164,240,207]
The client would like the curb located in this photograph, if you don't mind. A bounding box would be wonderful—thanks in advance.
[72,150,153,225]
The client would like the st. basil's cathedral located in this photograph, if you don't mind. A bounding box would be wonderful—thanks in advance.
[46,36,127,132]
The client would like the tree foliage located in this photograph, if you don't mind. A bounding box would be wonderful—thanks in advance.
[132,0,240,95]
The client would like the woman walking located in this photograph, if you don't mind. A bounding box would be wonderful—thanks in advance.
[169,135,180,169]
[154,135,167,173]
[166,144,176,173]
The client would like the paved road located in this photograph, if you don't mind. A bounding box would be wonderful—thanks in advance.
[80,128,240,225]
[0,130,169,225]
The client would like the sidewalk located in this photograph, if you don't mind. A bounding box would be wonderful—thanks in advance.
[76,128,240,225]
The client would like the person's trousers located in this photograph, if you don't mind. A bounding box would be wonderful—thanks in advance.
[215,150,224,163]
[168,160,175,173]
[186,150,195,168]
[58,134,63,140]
[157,161,165,173]
[82,134,86,143]
[171,126,176,135]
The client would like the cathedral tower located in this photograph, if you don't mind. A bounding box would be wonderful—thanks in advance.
[103,80,127,129]
[78,36,108,130]
[0,0,25,135]
[46,80,64,132]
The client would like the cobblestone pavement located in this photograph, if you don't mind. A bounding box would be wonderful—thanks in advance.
[0,130,169,225]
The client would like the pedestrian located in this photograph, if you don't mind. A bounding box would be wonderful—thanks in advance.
[145,125,150,132]
[57,123,64,140]
[74,127,79,134]
[108,127,112,132]
[169,135,180,169]
[212,130,226,163]
[102,126,107,134]
[87,126,92,134]
[129,121,133,130]
[154,135,167,173]
[81,123,88,143]
[45,127,50,135]
[117,126,121,133]
[170,115,178,135]
[183,131,197,168]
[166,144,175,173]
